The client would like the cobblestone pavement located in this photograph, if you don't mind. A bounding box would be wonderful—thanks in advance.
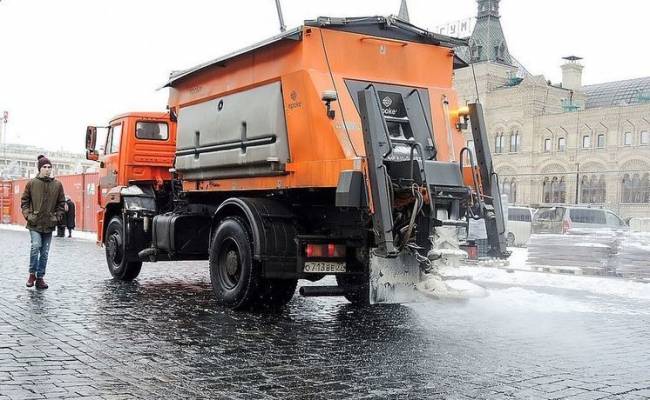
[1,228,650,399]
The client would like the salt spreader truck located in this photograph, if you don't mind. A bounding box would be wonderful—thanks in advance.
[85,16,508,309]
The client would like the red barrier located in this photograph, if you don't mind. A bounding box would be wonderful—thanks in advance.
[7,173,100,233]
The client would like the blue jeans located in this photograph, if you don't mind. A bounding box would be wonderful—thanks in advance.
[29,230,52,278]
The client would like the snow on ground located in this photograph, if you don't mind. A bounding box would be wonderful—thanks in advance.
[507,247,528,269]
[0,224,97,241]
[471,286,650,315]
[444,265,650,301]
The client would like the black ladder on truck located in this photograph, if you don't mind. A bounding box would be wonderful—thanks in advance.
[357,85,399,257]
[467,102,510,259]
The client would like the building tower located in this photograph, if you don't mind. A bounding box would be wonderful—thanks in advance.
[469,0,512,65]
[398,0,410,22]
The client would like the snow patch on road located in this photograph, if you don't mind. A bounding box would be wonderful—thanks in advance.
[1,224,97,242]
[482,287,593,314]
[451,265,650,301]
[479,287,648,315]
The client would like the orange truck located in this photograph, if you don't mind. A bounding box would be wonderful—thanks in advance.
[85,16,508,309]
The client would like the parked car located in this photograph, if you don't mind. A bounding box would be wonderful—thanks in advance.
[531,205,628,234]
[507,207,535,246]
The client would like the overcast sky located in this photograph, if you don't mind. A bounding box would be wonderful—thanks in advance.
[0,0,648,153]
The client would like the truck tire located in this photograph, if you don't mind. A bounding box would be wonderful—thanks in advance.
[336,274,369,306]
[209,216,262,310]
[105,216,142,281]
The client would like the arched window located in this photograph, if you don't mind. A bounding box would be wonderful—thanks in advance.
[641,131,650,145]
[502,178,517,204]
[632,174,642,203]
[597,175,607,203]
[494,131,505,153]
[624,131,633,146]
[509,130,520,152]
[551,177,560,203]
[589,175,598,203]
[498,42,506,61]
[543,138,552,152]
[542,178,551,203]
[622,174,631,203]
[558,178,566,203]
[581,175,590,203]
[501,178,511,199]
[643,174,650,203]
[543,176,565,203]
[471,45,483,61]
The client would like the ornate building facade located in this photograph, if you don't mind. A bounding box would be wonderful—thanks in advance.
[453,0,650,218]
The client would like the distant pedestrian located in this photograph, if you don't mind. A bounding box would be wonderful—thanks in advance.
[20,155,65,289]
[65,197,76,237]
[56,200,67,238]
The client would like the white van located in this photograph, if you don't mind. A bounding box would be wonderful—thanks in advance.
[507,207,534,246]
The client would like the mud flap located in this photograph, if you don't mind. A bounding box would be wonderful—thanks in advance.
[369,250,422,304]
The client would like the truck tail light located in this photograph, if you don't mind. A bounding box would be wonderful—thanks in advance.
[305,244,345,258]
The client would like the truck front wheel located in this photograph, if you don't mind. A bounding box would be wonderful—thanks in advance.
[105,216,142,281]
[209,217,261,310]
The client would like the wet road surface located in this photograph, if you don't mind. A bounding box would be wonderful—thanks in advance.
[1,228,650,399]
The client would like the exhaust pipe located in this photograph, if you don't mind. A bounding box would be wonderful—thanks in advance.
[299,286,347,297]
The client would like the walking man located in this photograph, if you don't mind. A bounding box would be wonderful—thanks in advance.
[21,155,65,289]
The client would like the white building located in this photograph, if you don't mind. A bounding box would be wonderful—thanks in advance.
[0,143,95,179]
[453,0,650,219]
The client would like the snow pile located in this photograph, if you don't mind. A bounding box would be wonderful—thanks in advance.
[416,273,487,300]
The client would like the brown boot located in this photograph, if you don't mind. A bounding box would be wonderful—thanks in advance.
[35,278,49,289]
[26,273,36,287]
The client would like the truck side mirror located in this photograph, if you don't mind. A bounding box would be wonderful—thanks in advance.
[86,126,97,151]
[85,126,99,161]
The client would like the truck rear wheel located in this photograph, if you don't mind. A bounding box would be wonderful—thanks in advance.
[105,216,142,281]
[209,217,262,310]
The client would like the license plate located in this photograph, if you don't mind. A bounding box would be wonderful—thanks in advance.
[304,261,346,273]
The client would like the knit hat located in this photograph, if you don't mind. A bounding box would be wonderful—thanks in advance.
[37,155,52,170]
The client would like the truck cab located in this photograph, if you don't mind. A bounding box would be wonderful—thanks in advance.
[85,112,176,244]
